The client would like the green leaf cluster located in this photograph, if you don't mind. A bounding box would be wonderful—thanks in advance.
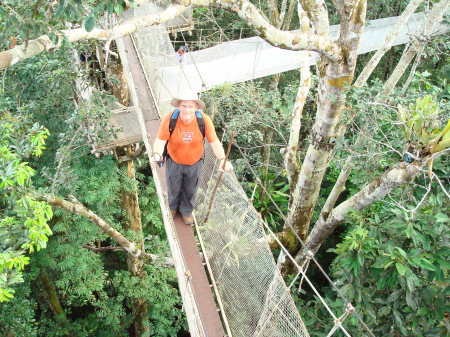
[0,116,52,302]
[298,191,449,336]
[0,0,133,48]
[398,95,450,155]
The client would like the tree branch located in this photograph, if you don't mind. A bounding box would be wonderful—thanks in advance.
[381,0,450,95]
[179,0,341,61]
[400,42,425,93]
[354,0,424,88]
[82,245,174,267]
[319,156,353,220]
[0,4,188,70]
[296,162,422,262]
[82,245,124,252]
[42,194,145,259]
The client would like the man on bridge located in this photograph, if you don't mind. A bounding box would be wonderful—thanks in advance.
[152,89,232,225]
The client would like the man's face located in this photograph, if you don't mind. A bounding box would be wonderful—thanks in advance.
[179,100,198,124]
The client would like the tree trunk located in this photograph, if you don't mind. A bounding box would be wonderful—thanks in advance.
[296,162,421,263]
[286,61,354,241]
[39,267,73,336]
[278,0,367,273]
[119,145,148,337]
[285,58,312,193]
[39,268,68,319]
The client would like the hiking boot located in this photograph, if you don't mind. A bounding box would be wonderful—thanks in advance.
[171,209,178,217]
[182,214,194,225]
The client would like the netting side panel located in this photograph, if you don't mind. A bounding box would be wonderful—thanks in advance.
[154,13,432,93]
[195,146,309,337]
[132,24,175,116]
[132,3,192,117]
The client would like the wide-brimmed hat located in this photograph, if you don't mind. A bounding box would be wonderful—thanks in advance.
[171,89,206,110]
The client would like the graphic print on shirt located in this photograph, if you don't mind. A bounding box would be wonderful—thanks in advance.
[182,132,194,143]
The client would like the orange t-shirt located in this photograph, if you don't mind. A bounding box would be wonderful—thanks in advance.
[157,111,219,165]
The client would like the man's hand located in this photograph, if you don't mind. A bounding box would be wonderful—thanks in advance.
[150,153,165,168]
[219,159,233,172]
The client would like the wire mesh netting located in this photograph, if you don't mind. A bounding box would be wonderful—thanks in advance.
[132,24,183,115]
[194,145,310,337]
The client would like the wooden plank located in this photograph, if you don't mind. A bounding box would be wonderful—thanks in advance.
[118,33,226,337]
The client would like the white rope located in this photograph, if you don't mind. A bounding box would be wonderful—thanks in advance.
[326,304,355,337]
[253,262,308,337]
[260,218,350,336]
[180,30,207,92]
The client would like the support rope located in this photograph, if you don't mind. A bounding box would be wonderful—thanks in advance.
[212,110,376,337]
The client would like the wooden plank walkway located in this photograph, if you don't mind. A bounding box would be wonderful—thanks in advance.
[120,34,226,337]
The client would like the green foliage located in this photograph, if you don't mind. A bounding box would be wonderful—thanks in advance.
[248,169,289,232]
[0,279,38,336]
[297,192,449,336]
[397,95,450,155]
[0,0,133,48]
[21,155,185,336]
[136,168,165,238]
[0,116,52,302]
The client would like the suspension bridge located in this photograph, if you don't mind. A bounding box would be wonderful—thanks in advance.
[98,3,447,336]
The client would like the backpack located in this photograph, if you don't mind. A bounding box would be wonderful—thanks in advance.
[162,109,206,162]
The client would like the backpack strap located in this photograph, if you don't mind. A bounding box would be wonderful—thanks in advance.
[169,109,180,135]
[195,110,206,138]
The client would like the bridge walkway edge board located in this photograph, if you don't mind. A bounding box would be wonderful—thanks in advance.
[120,34,226,337]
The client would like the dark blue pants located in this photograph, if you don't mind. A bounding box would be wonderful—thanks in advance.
[166,158,203,216]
